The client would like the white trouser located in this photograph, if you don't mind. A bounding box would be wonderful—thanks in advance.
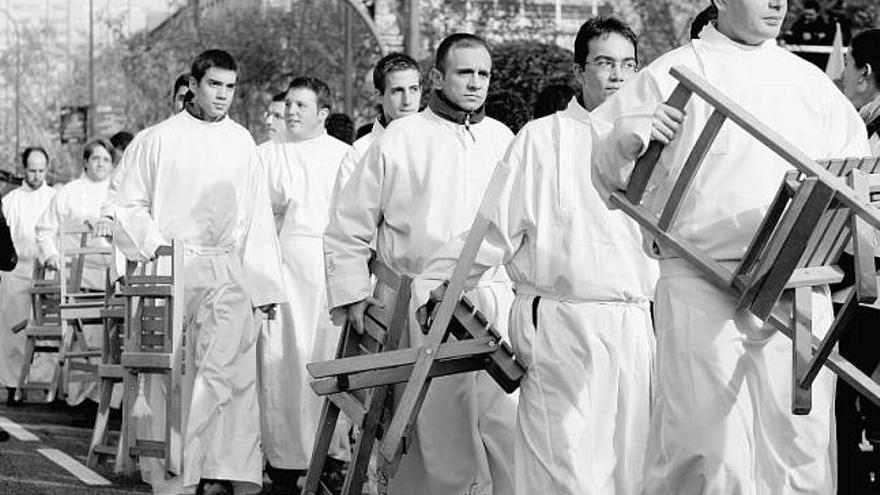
[388,280,518,495]
[642,259,836,495]
[257,235,349,470]
[509,292,654,495]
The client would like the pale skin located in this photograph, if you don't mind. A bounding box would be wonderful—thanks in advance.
[650,0,787,143]
[23,151,48,190]
[573,32,638,111]
[285,87,329,142]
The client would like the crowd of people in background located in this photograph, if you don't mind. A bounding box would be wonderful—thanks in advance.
[0,1,879,495]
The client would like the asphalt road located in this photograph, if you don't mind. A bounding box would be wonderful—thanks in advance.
[0,390,150,495]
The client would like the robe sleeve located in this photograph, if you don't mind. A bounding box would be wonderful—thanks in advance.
[258,144,293,216]
[240,150,287,307]
[329,147,361,208]
[323,139,384,309]
[100,149,130,219]
[34,188,66,263]
[110,133,167,262]
[590,71,667,203]
[820,78,872,158]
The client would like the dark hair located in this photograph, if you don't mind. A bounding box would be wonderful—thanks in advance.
[190,49,238,83]
[355,123,373,140]
[803,0,821,12]
[325,113,354,144]
[82,137,113,162]
[691,5,718,39]
[574,16,639,67]
[271,91,287,103]
[435,33,490,72]
[110,131,134,154]
[533,84,575,119]
[373,52,420,93]
[173,72,190,94]
[485,90,532,134]
[288,76,333,111]
[21,146,49,168]
[851,29,880,89]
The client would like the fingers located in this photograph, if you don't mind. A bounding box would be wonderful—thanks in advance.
[651,104,685,145]
[349,300,367,334]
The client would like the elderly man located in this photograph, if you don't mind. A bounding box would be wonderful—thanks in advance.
[112,49,285,495]
[0,147,56,402]
[591,0,870,493]
[325,33,517,495]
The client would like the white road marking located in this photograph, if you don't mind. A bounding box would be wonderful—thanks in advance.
[0,415,39,441]
[37,448,112,486]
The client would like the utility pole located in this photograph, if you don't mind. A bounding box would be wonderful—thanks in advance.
[405,0,419,59]
[343,4,353,116]
[88,0,95,138]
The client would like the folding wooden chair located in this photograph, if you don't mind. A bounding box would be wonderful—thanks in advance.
[54,221,112,402]
[609,65,880,413]
[14,263,63,402]
[303,161,525,494]
[87,267,126,467]
[115,241,185,476]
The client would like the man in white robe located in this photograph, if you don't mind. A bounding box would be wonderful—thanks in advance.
[423,17,658,495]
[324,33,518,495]
[332,52,422,199]
[256,77,351,492]
[111,49,285,495]
[590,1,871,493]
[0,147,56,400]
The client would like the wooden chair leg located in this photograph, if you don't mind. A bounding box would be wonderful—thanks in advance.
[302,399,342,495]
[87,376,115,467]
[792,286,813,415]
[16,336,36,402]
[115,370,137,474]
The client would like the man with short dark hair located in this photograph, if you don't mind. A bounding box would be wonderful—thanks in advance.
[325,33,517,495]
[0,146,55,402]
[332,52,421,199]
[423,16,656,495]
[263,92,288,143]
[592,0,870,492]
[257,76,352,493]
[112,48,285,495]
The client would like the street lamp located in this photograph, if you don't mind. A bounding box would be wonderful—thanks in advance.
[0,8,20,167]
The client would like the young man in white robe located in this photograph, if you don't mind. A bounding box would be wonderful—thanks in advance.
[256,77,352,492]
[35,138,116,407]
[332,52,422,198]
[590,0,871,493]
[324,33,518,495]
[0,147,56,401]
[422,17,658,495]
[110,49,286,495]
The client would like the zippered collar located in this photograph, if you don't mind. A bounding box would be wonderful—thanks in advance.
[428,90,486,134]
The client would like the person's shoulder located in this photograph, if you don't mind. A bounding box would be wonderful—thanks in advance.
[383,112,427,136]
[321,133,353,153]
[642,43,698,77]
[223,118,257,145]
[479,116,515,139]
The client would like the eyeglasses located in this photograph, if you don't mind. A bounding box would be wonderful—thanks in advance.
[584,57,639,74]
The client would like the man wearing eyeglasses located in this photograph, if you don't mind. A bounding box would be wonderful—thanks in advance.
[421,17,657,495]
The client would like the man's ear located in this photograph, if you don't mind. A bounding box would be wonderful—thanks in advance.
[571,63,586,85]
[318,107,330,123]
[863,63,874,83]
[430,68,444,91]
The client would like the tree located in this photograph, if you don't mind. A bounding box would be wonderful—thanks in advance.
[488,41,575,108]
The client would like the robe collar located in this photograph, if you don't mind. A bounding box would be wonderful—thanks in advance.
[428,90,486,127]
[21,181,48,193]
[698,22,777,52]
[562,97,591,124]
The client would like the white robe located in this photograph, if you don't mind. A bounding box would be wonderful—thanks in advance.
[324,107,518,495]
[111,110,286,495]
[331,118,385,203]
[591,24,871,495]
[34,176,112,405]
[424,101,658,495]
[257,132,352,470]
[0,183,56,388]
